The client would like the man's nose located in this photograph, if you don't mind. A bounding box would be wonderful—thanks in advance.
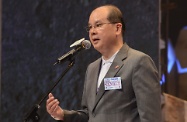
[89,27,97,35]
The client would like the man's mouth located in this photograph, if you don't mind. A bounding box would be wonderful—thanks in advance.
[92,38,100,43]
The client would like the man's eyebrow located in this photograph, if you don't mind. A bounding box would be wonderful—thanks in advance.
[88,20,102,25]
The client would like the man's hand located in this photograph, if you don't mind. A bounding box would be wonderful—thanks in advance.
[46,93,64,120]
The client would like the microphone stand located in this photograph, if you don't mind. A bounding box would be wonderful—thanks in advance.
[24,59,75,122]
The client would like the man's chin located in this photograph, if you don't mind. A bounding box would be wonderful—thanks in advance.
[93,45,102,53]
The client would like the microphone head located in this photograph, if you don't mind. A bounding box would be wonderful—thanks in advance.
[70,38,85,47]
[82,40,91,49]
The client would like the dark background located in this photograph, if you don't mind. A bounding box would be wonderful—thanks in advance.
[1,0,159,122]
[161,0,187,100]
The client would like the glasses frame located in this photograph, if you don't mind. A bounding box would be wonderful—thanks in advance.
[85,22,117,32]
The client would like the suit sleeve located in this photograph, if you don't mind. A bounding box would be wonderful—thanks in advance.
[61,109,88,122]
[132,54,161,122]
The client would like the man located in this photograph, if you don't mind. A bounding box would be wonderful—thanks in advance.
[46,4,161,122]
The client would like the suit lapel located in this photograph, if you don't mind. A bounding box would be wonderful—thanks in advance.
[92,43,129,112]
[89,58,102,108]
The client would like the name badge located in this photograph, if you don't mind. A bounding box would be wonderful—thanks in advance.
[104,77,122,90]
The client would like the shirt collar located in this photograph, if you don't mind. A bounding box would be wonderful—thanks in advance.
[101,50,119,65]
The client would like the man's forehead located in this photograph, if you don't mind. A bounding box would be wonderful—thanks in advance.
[88,7,109,24]
[88,17,108,25]
[92,7,109,16]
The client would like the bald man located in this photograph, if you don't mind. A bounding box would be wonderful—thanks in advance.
[46,5,161,122]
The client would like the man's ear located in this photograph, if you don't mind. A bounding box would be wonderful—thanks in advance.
[116,23,122,34]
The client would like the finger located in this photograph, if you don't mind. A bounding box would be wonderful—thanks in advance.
[48,103,59,115]
[46,96,55,111]
[47,99,59,113]
[53,104,59,113]
[50,99,59,111]
[46,96,55,105]
[50,100,60,114]
[48,93,54,98]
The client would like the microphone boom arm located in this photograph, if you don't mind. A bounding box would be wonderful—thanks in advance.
[24,60,75,122]
[54,46,82,65]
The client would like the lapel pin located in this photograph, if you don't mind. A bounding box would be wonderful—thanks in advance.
[115,65,119,69]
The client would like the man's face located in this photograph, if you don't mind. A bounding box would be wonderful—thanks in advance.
[88,7,117,53]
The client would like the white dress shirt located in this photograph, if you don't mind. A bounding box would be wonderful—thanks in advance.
[97,51,119,90]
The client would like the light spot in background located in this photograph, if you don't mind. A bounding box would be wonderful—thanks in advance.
[160,30,187,85]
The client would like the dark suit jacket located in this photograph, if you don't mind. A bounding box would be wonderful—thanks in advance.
[62,43,161,122]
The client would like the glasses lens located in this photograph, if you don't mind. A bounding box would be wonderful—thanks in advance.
[85,26,90,32]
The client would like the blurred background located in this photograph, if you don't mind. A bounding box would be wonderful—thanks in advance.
[160,0,187,100]
[0,0,186,122]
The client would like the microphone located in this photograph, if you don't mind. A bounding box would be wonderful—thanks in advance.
[54,39,91,65]
[70,38,85,47]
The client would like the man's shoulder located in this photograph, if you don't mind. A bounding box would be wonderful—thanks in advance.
[128,47,150,59]
[88,57,101,68]
[120,43,149,59]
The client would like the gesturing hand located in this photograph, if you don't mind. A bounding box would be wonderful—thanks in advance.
[46,93,64,120]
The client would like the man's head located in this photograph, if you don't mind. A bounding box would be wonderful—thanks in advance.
[87,5,125,55]
[104,5,125,33]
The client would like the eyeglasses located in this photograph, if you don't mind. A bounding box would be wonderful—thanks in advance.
[85,22,115,32]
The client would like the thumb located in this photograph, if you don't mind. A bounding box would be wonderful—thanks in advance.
[48,93,54,98]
